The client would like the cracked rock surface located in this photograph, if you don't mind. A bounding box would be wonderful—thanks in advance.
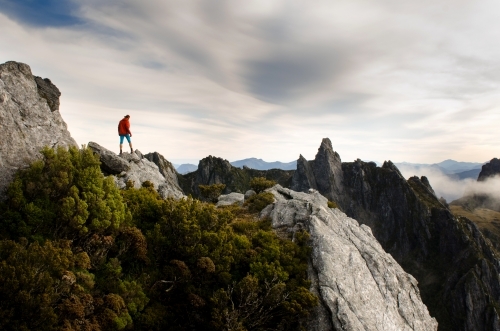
[263,185,438,331]
[0,61,77,198]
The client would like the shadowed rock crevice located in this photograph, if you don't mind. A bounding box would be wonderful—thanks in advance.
[34,76,60,112]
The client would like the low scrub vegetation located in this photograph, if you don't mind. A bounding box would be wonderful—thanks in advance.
[0,146,317,331]
[250,177,276,194]
[245,192,276,214]
[199,183,226,203]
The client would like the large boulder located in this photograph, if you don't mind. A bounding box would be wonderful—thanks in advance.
[88,142,184,199]
[262,185,438,331]
[216,192,244,207]
[0,61,77,197]
[88,141,130,174]
[291,138,500,331]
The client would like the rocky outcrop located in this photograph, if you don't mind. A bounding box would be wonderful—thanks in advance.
[291,138,500,331]
[88,142,184,199]
[178,155,294,198]
[0,61,77,197]
[478,158,500,181]
[291,138,344,200]
[216,192,244,207]
[262,185,438,331]
[88,142,130,174]
[144,152,182,194]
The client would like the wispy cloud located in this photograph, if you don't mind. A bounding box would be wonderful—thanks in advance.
[1,0,499,164]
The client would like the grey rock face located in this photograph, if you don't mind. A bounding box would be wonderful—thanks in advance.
[0,61,77,197]
[216,192,244,207]
[144,151,182,192]
[88,142,130,174]
[291,138,343,202]
[291,138,500,331]
[264,185,438,331]
[89,142,184,199]
[478,158,500,181]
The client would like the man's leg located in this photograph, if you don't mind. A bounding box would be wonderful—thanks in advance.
[126,135,133,153]
[119,135,124,154]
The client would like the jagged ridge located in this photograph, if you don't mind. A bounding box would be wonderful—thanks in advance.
[291,138,500,330]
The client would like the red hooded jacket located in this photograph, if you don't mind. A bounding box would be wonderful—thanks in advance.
[118,118,131,135]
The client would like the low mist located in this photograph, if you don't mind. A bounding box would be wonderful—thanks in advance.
[397,165,500,203]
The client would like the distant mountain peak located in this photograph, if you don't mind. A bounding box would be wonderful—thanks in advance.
[230,158,297,171]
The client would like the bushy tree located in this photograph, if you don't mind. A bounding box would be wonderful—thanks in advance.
[249,177,276,194]
[244,192,275,213]
[199,183,226,203]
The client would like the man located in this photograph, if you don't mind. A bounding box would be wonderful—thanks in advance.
[118,115,133,154]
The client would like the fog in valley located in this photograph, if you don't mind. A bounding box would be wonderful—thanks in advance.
[398,165,500,203]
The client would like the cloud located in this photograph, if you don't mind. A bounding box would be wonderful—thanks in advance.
[397,163,500,204]
[398,164,476,202]
[463,176,500,200]
[1,0,500,164]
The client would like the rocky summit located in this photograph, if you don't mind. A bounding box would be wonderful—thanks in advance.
[0,61,77,197]
[262,185,438,331]
[88,142,184,199]
[292,138,500,331]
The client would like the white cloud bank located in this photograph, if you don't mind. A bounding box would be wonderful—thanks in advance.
[398,165,500,202]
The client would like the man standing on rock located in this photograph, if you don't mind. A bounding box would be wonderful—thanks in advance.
[118,115,133,154]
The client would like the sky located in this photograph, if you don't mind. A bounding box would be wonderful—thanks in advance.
[1,0,499,165]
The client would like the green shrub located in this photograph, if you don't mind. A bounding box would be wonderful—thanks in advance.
[0,146,130,240]
[250,177,276,194]
[198,183,226,203]
[327,200,339,209]
[245,192,275,213]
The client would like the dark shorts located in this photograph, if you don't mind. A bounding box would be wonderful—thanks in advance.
[119,134,131,144]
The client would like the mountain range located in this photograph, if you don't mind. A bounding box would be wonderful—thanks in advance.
[177,158,485,180]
